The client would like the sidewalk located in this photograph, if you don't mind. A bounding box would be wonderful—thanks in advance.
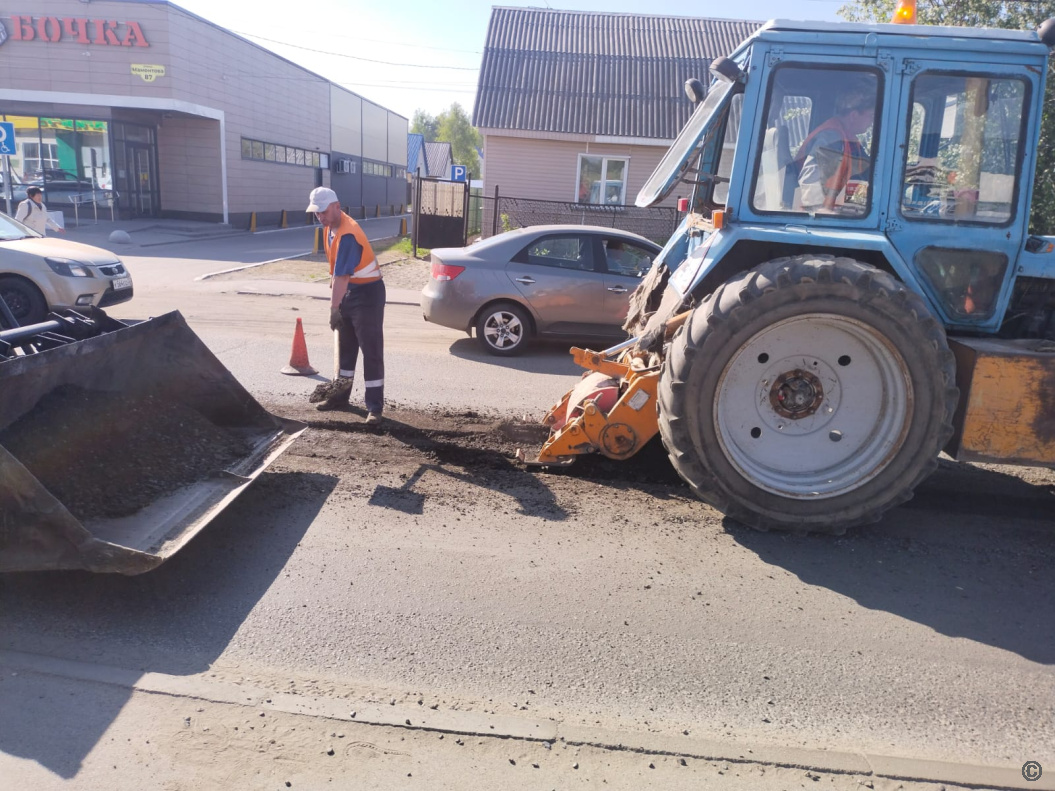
[60,217,248,249]
[57,214,411,251]
[196,273,423,307]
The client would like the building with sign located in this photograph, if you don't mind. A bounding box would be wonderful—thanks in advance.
[0,1,408,225]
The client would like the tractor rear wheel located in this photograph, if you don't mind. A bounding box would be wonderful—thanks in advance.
[658,255,958,533]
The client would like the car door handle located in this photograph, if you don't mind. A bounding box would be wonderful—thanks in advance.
[607,285,628,294]
[515,276,536,285]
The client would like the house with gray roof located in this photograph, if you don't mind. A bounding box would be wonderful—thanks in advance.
[424,141,453,179]
[472,8,759,209]
[408,133,428,179]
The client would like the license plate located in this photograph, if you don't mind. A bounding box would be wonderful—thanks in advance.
[112,276,132,290]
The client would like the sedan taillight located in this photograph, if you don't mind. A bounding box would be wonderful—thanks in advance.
[431,262,465,281]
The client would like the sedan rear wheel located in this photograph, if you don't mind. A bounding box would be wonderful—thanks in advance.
[0,276,48,327]
[476,302,531,356]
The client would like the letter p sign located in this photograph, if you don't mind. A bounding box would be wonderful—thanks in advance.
[450,165,467,182]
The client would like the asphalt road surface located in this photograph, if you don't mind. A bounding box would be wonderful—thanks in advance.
[1,227,1053,789]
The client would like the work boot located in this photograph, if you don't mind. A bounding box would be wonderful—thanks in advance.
[365,411,384,426]
[311,377,353,411]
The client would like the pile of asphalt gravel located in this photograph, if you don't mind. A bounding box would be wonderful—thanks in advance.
[0,385,251,520]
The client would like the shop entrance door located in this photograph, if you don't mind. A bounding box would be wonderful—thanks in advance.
[129,144,157,217]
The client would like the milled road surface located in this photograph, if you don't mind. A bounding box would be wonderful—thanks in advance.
[1,228,1053,787]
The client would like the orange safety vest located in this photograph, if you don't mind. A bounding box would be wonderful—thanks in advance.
[325,213,381,283]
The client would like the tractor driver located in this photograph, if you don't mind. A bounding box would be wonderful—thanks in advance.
[794,85,876,213]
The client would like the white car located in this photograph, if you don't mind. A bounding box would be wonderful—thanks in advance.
[0,212,132,326]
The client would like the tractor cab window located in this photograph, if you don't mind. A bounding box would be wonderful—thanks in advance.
[900,73,1027,224]
[712,94,744,206]
[752,66,880,217]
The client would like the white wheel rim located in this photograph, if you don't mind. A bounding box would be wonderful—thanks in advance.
[714,314,912,499]
[484,311,524,349]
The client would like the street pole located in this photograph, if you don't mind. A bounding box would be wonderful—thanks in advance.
[3,155,11,217]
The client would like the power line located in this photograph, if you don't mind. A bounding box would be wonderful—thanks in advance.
[235,31,480,71]
[339,83,477,93]
[242,28,483,56]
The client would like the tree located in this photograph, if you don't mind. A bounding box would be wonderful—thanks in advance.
[838,0,1055,232]
[411,110,438,143]
[436,103,483,178]
[412,104,483,178]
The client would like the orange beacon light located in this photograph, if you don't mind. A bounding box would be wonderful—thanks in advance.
[892,0,917,24]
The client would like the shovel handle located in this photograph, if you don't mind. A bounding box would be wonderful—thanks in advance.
[332,328,340,380]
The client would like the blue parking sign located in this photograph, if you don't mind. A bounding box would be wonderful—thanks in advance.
[0,123,15,156]
[450,165,466,182]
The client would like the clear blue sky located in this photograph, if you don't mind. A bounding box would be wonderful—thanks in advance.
[172,0,845,121]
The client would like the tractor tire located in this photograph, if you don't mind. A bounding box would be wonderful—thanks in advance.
[476,302,532,356]
[0,276,48,327]
[658,255,958,533]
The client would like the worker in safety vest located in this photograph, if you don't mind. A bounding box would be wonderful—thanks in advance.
[794,85,875,213]
[306,187,386,422]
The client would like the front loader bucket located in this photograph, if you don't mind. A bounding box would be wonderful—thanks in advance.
[0,311,306,575]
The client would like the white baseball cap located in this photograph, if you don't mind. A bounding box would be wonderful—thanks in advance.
[306,187,339,212]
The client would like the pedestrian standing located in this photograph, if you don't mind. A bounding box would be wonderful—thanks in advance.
[306,187,386,423]
[14,187,64,236]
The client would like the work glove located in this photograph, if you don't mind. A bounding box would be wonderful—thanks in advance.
[329,307,344,332]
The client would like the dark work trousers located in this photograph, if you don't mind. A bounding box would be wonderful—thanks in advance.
[337,278,386,413]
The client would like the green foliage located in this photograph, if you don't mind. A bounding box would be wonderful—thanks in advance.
[411,110,438,142]
[411,104,484,178]
[436,103,483,178]
[838,0,1055,232]
[378,236,429,258]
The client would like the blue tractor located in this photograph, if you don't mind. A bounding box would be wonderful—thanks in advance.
[526,16,1055,533]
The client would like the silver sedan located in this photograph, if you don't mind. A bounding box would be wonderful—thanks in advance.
[421,225,661,355]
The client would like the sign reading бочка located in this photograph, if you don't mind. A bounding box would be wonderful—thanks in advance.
[0,15,149,47]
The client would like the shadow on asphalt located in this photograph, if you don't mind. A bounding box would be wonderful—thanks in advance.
[728,461,1055,665]
[446,336,607,375]
[313,409,570,522]
[0,470,337,778]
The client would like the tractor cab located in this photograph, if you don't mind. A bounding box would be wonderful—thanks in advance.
[640,19,1051,333]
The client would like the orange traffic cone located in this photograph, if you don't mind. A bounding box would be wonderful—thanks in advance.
[280,317,318,375]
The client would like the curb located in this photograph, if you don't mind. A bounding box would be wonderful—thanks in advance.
[136,230,251,247]
[1,649,1047,790]
[195,235,412,282]
[194,253,313,281]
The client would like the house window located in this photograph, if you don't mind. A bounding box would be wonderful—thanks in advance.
[577,155,627,205]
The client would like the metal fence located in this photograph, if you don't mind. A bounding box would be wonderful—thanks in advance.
[414,177,469,250]
[474,192,679,246]
[467,187,483,237]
